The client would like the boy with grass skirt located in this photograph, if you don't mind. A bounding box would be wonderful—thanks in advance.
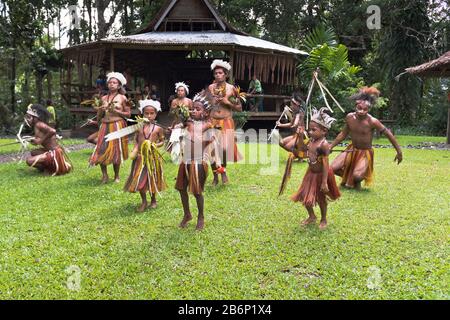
[290,108,341,230]
[330,87,403,189]
[176,91,218,231]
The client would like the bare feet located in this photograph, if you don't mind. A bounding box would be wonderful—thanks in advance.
[114,177,120,183]
[136,202,148,213]
[301,216,317,226]
[221,173,229,185]
[101,175,109,184]
[212,174,219,186]
[179,214,193,228]
[196,218,205,231]
[319,220,328,230]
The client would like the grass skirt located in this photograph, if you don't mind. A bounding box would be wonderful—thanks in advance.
[31,146,73,176]
[175,161,208,195]
[291,167,340,207]
[124,141,166,194]
[341,144,374,187]
[89,119,128,166]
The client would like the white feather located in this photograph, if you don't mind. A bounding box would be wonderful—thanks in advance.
[105,123,143,142]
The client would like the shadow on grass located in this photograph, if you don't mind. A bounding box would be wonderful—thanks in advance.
[204,183,229,194]
[14,167,50,179]
[339,186,373,195]
[107,201,168,219]
[67,175,113,188]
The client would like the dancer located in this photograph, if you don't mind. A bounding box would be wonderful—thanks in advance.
[291,108,340,230]
[89,72,130,183]
[208,59,243,185]
[24,104,72,176]
[170,82,193,127]
[124,99,166,212]
[277,92,308,160]
[330,87,403,189]
[176,91,216,231]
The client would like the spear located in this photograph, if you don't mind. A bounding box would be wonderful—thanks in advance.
[0,140,22,148]
[79,115,98,128]
[268,106,292,142]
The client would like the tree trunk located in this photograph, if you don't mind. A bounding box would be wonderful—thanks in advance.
[87,0,92,41]
[10,41,16,114]
[58,7,61,49]
[47,71,53,102]
[124,0,129,34]
[130,0,134,31]
[447,106,450,145]
[96,0,110,39]
[23,66,31,106]
[96,0,126,39]
[36,73,44,105]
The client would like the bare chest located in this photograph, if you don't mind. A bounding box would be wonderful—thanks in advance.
[348,118,373,136]
[143,125,159,142]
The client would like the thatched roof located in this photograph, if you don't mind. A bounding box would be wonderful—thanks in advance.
[405,51,450,78]
[136,0,246,36]
[102,32,304,55]
[60,0,305,86]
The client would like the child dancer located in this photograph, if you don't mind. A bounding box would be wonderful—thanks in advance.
[124,99,166,212]
[24,104,72,176]
[277,92,308,160]
[176,92,216,231]
[89,72,130,183]
[291,108,340,230]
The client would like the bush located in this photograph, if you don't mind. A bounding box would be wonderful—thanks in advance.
[233,111,250,129]
[57,105,76,130]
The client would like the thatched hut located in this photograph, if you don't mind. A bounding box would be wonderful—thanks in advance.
[60,0,307,126]
[405,51,450,144]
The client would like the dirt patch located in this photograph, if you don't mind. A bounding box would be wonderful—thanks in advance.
[338,142,450,151]
[0,143,93,164]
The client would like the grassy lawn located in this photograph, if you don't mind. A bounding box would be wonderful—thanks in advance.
[372,135,446,146]
[0,139,448,299]
[0,138,86,155]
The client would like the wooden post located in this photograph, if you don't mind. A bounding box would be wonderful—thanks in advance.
[447,106,450,145]
[446,92,450,145]
[89,64,93,87]
[110,47,115,71]
[229,48,235,85]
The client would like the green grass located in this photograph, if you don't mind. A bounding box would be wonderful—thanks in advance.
[372,135,446,146]
[0,140,448,299]
[0,138,86,155]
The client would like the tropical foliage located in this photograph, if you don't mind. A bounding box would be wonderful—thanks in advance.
[0,0,448,134]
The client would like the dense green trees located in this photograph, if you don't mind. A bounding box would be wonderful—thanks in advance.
[0,0,448,134]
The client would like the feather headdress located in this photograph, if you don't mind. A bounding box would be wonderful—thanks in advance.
[139,99,161,114]
[107,72,127,86]
[211,59,232,72]
[175,82,189,95]
[193,90,214,110]
[310,107,336,130]
[350,86,380,106]
[26,104,50,124]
